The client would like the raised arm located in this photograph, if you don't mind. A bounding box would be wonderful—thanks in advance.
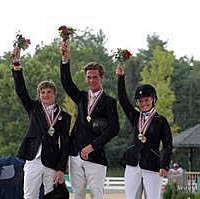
[12,47,34,113]
[116,65,137,121]
[60,42,82,104]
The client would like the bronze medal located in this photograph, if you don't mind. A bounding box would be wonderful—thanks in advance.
[141,135,147,143]
[138,133,143,140]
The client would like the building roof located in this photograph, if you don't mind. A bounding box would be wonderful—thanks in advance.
[173,123,200,148]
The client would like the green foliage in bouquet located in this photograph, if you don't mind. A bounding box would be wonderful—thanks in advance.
[13,33,31,50]
[58,25,75,41]
[114,48,132,63]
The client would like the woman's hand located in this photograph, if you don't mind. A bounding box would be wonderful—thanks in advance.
[115,65,125,77]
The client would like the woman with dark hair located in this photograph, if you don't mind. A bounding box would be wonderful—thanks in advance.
[116,65,173,199]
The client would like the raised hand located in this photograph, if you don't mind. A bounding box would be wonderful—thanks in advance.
[115,65,125,77]
[61,41,70,63]
[12,47,21,70]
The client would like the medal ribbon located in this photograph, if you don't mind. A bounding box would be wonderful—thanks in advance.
[138,108,156,136]
[87,90,103,116]
[42,103,61,128]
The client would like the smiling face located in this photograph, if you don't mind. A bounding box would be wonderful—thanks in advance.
[37,80,57,106]
[137,96,154,112]
[86,69,103,92]
[39,88,56,106]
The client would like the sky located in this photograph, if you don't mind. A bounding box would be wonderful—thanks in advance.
[1,0,200,59]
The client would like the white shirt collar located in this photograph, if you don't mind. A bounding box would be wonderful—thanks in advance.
[45,104,56,112]
[89,89,103,98]
[142,107,155,117]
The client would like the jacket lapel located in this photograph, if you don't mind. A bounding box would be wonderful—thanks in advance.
[36,103,49,134]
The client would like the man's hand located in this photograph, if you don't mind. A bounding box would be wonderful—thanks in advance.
[54,170,65,184]
[80,144,94,160]
[12,47,21,70]
[61,41,70,63]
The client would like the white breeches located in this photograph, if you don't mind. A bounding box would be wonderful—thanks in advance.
[23,158,56,199]
[125,165,162,199]
[69,155,107,199]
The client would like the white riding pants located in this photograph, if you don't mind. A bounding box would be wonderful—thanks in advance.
[125,165,162,199]
[69,155,107,199]
[23,158,56,199]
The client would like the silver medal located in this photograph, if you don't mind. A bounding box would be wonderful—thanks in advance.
[48,127,55,136]
[86,115,91,122]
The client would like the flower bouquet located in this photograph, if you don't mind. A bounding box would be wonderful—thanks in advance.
[114,48,132,63]
[58,25,75,56]
[58,25,75,42]
[12,33,31,66]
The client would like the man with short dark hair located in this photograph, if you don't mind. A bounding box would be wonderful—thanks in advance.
[60,42,119,199]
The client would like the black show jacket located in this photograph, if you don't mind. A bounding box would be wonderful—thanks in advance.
[118,75,173,172]
[12,69,71,172]
[60,61,119,166]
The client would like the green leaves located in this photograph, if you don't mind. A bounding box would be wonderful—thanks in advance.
[141,46,177,132]
[13,32,31,50]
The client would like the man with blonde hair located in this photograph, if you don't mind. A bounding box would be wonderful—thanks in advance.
[12,46,71,199]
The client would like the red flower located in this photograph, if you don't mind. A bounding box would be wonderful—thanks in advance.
[58,25,74,41]
[125,50,132,60]
[114,48,132,62]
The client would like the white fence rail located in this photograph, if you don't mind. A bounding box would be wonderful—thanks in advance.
[104,177,125,192]
[65,172,200,193]
[65,176,168,193]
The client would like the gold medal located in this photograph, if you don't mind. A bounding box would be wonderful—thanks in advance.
[138,133,143,140]
[87,90,103,123]
[48,127,55,136]
[86,115,91,122]
[141,135,147,143]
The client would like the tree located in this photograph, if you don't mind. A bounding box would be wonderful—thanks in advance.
[67,29,124,166]
[0,63,28,155]
[70,29,115,95]
[141,47,177,132]
[137,34,168,65]
[172,57,200,130]
[0,28,121,161]
[0,39,67,155]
